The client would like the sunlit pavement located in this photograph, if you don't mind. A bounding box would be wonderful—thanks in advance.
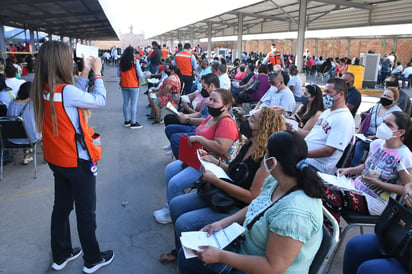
[1,66,408,273]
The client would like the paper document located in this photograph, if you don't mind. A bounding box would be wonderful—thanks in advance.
[355,133,372,143]
[166,102,180,116]
[197,150,232,182]
[317,172,363,194]
[147,78,160,84]
[76,43,98,58]
[232,81,240,88]
[180,222,245,259]
[282,116,299,131]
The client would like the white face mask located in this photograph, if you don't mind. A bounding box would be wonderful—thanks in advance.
[376,123,396,140]
[264,156,277,173]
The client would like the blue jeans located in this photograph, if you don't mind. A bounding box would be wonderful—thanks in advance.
[49,161,102,264]
[351,140,370,167]
[343,234,407,274]
[121,87,139,123]
[169,192,241,249]
[165,160,202,203]
[181,75,194,95]
[165,124,195,158]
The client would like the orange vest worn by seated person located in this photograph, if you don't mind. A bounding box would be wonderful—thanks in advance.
[120,65,140,88]
[161,48,169,58]
[43,84,101,167]
[175,51,193,76]
[269,50,282,66]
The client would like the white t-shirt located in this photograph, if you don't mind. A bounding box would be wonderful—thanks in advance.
[287,75,303,98]
[402,67,412,78]
[305,108,355,174]
[259,85,296,113]
[219,73,231,90]
[354,139,412,215]
[5,77,26,98]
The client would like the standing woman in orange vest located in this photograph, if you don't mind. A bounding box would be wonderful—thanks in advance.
[32,41,114,273]
[118,46,145,129]
[263,43,285,68]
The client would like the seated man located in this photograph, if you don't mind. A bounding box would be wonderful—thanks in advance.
[305,78,355,174]
[342,72,361,117]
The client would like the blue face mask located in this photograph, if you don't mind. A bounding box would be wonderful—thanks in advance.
[322,94,335,109]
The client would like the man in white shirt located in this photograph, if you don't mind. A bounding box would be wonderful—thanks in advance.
[4,64,25,98]
[305,78,355,174]
[399,63,412,87]
[391,61,403,75]
[217,64,231,90]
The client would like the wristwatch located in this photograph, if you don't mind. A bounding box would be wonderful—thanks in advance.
[185,118,191,125]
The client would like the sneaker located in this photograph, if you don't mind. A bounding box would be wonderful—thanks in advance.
[152,119,163,124]
[83,250,114,274]
[123,120,131,127]
[22,155,33,165]
[130,122,143,129]
[154,209,172,224]
[51,247,82,271]
[153,206,169,217]
[162,144,171,151]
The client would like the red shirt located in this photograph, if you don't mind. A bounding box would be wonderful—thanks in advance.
[195,116,238,141]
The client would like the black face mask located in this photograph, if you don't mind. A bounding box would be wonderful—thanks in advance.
[240,120,253,139]
[301,95,309,106]
[208,105,224,117]
[380,97,393,107]
[164,70,171,76]
[201,88,210,98]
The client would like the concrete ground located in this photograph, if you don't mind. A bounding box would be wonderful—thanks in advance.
[0,66,409,274]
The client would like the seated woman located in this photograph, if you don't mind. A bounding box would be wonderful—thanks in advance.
[287,83,324,137]
[343,182,412,274]
[352,87,402,166]
[147,64,182,124]
[177,130,324,273]
[160,107,286,263]
[324,111,412,224]
[236,64,270,105]
[0,74,13,109]
[7,82,42,164]
[153,88,239,224]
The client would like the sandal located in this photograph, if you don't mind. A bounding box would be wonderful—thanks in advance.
[22,155,33,165]
[159,249,177,263]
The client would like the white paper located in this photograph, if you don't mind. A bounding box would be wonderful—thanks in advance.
[232,81,239,88]
[282,116,299,131]
[180,223,245,259]
[76,43,98,58]
[197,150,232,182]
[166,102,180,116]
[317,172,364,194]
[147,78,160,84]
[355,133,373,143]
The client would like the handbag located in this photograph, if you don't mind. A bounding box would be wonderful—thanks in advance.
[196,162,249,213]
[375,197,412,272]
[245,78,259,93]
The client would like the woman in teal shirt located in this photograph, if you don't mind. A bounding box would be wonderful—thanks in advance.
[178,130,324,273]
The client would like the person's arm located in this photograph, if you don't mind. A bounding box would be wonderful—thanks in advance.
[197,230,303,274]
[177,112,204,126]
[361,168,412,196]
[135,60,145,80]
[191,55,198,71]
[337,164,365,176]
[307,145,336,158]
[190,135,234,156]
[240,77,255,91]
[201,206,249,234]
[262,54,270,65]
[297,111,321,137]
[158,83,172,96]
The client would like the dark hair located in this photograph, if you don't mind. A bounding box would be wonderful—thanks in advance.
[266,131,324,198]
[184,43,191,49]
[326,78,347,98]
[16,81,32,100]
[167,63,183,81]
[239,65,245,72]
[289,64,298,75]
[343,71,355,81]
[247,64,254,72]
[296,84,324,126]
[152,41,159,47]
[212,88,234,107]
[218,64,226,73]
[120,46,135,72]
[258,64,268,74]
[391,111,412,151]
[5,63,17,78]
[177,43,183,48]
[384,74,399,88]
[211,61,219,72]
[202,73,220,88]
[0,74,8,91]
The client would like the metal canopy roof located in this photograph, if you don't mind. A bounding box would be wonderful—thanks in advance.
[0,0,118,41]
[152,0,412,40]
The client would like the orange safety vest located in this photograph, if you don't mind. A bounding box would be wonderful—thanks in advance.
[269,50,282,66]
[120,65,140,88]
[175,51,193,76]
[139,49,144,56]
[43,84,101,167]
[161,48,168,58]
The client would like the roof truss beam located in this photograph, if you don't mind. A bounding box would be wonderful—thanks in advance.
[312,0,374,10]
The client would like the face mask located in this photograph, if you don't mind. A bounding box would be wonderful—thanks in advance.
[380,97,393,107]
[323,94,335,109]
[200,88,210,98]
[240,120,254,139]
[264,156,277,173]
[208,105,224,117]
[376,123,395,140]
[164,70,171,76]
[301,95,309,106]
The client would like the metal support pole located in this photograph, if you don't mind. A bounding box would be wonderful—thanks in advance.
[295,0,307,72]
[0,25,6,60]
[207,21,212,60]
[236,13,243,60]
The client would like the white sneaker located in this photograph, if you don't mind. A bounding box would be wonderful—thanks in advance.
[153,206,169,217]
[154,210,172,224]
[162,144,171,151]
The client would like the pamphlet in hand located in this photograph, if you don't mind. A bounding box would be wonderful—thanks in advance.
[282,115,299,131]
[180,222,245,259]
[355,133,373,143]
[76,43,99,58]
[197,150,232,182]
[317,172,364,195]
[166,102,180,116]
